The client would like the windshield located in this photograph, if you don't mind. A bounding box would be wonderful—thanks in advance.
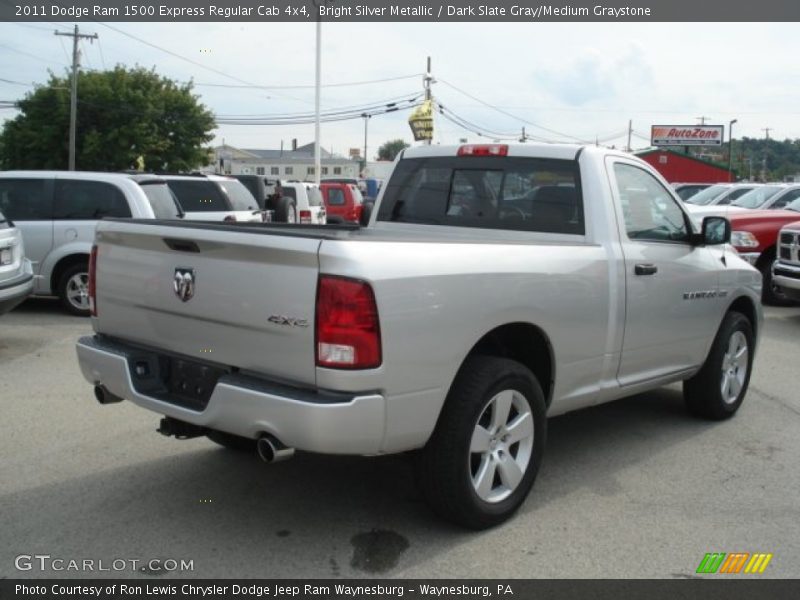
[0,208,8,229]
[139,182,182,219]
[684,184,730,205]
[218,180,258,211]
[731,185,783,209]
[787,198,800,212]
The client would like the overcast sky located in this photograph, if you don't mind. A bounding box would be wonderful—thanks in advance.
[1,22,799,158]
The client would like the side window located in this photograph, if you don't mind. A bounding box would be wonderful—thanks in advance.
[720,188,751,205]
[54,180,131,219]
[614,163,689,242]
[772,189,800,209]
[327,188,345,205]
[0,179,50,220]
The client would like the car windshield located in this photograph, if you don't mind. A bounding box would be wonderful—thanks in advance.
[138,182,182,219]
[0,208,7,228]
[684,184,729,205]
[731,185,783,209]
[218,180,258,211]
[675,185,707,201]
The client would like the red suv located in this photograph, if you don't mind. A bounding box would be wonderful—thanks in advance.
[320,182,364,224]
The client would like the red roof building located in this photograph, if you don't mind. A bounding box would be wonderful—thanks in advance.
[635,148,732,183]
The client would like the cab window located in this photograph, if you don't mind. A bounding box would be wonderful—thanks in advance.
[614,163,689,242]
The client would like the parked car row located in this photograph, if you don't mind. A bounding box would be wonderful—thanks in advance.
[0,170,378,316]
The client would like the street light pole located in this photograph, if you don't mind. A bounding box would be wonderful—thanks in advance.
[728,119,737,182]
[313,16,322,186]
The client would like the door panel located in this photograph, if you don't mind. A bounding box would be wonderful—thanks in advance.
[608,160,725,385]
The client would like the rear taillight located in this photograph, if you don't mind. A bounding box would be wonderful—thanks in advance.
[299,210,312,224]
[88,244,98,316]
[457,144,509,157]
[224,215,237,223]
[316,275,381,369]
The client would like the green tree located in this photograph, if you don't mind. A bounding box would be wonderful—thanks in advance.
[0,66,215,171]
[377,138,410,161]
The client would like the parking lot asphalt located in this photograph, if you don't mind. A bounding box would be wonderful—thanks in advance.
[1,299,798,579]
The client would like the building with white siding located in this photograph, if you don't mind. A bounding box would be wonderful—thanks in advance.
[211,142,360,181]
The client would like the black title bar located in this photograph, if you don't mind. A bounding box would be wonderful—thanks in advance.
[2,0,800,22]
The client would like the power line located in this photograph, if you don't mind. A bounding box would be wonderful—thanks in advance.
[0,43,68,68]
[194,73,424,90]
[438,78,589,143]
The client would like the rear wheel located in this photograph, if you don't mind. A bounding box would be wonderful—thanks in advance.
[206,430,257,453]
[416,356,546,529]
[684,311,754,420]
[57,262,91,316]
[359,201,374,227]
[275,197,297,223]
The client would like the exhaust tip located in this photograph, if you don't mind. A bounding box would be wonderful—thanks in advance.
[256,434,294,463]
[94,385,123,405]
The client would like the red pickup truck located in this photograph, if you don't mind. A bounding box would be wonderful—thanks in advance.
[320,182,364,224]
[727,203,800,305]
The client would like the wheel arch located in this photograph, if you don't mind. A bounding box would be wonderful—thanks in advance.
[459,322,555,407]
[726,294,759,341]
[50,252,90,295]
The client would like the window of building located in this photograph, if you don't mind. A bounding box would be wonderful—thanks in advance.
[307,167,315,176]
[271,167,279,175]
[256,167,265,175]
[285,167,293,175]
[333,167,342,175]
[322,167,329,175]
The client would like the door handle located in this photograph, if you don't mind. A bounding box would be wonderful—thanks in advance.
[635,263,658,276]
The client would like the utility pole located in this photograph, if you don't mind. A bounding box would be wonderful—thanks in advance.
[626,119,632,152]
[761,127,771,182]
[361,112,370,175]
[519,126,527,143]
[423,56,433,145]
[55,25,98,171]
[696,116,709,125]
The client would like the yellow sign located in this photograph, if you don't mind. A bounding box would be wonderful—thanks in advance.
[409,100,434,141]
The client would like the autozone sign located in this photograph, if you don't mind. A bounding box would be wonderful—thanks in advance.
[651,125,724,146]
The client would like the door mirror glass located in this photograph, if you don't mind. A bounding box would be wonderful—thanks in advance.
[702,216,731,245]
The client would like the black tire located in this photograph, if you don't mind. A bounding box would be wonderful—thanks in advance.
[57,262,91,316]
[359,201,374,227]
[684,311,754,420]
[206,430,257,453]
[274,196,297,223]
[759,258,793,306]
[416,356,547,529]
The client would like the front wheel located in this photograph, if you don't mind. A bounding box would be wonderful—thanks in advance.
[684,311,754,420]
[760,259,793,306]
[416,356,546,529]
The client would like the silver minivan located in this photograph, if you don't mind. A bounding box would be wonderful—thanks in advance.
[0,172,179,315]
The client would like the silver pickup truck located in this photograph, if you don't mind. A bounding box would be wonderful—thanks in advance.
[76,144,762,528]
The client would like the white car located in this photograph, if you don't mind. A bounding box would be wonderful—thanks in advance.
[0,208,34,315]
[279,182,327,224]
[163,174,263,222]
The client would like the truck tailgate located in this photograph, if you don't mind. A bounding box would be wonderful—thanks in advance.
[92,220,321,386]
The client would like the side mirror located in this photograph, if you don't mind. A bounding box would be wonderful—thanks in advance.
[700,216,731,245]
